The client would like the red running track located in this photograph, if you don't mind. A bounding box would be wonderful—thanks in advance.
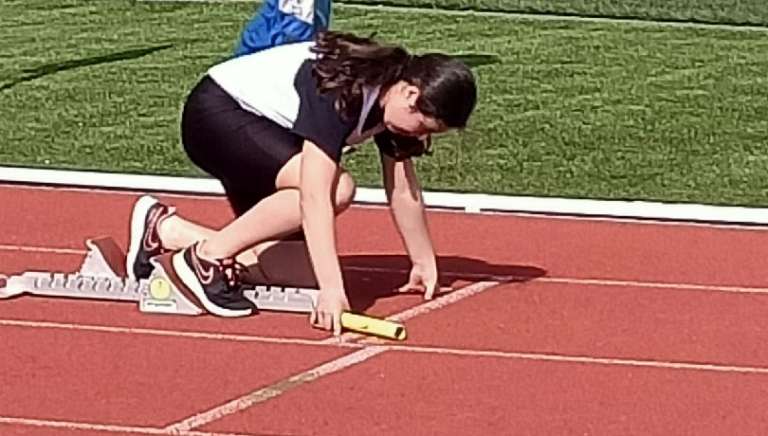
[1,183,768,435]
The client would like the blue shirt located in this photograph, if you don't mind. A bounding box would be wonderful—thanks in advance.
[233,0,331,57]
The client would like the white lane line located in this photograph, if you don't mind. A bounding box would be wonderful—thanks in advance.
[133,0,768,33]
[0,416,252,435]
[3,318,766,376]
[344,266,768,295]
[389,344,768,375]
[166,282,501,430]
[339,3,768,32]
[321,280,500,344]
[0,244,85,255]
[7,168,768,226]
[162,346,387,433]
[3,243,767,295]
[0,319,361,349]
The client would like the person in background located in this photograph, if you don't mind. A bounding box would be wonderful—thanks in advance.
[233,0,331,57]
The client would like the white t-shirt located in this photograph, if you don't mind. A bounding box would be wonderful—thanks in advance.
[207,41,386,162]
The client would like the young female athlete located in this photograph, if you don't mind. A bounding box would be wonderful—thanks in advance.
[125,31,477,335]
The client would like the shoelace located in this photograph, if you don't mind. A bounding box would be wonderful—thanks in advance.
[218,258,247,291]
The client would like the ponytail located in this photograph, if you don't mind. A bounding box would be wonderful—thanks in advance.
[311,31,410,120]
[311,31,477,132]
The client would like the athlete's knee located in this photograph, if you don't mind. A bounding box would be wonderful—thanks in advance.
[333,171,356,212]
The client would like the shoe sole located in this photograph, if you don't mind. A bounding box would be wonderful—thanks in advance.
[125,195,159,281]
[171,249,253,318]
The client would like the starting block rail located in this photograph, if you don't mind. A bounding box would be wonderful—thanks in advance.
[0,237,406,340]
[245,286,317,313]
[1,272,142,301]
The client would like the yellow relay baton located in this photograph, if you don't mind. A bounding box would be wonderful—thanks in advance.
[340,312,407,341]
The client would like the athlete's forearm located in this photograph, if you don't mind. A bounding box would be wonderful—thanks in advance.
[300,194,344,292]
[300,141,346,294]
[382,155,436,266]
[389,188,436,267]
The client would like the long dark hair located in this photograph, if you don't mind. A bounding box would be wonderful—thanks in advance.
[310,31,476,130]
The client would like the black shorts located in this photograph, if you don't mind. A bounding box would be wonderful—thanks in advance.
[180,75,303,216]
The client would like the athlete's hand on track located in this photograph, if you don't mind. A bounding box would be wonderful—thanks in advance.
[398,260,449,300]
[311,289,350,336]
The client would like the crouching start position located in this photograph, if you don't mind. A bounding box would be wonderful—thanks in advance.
[124,31,477,335]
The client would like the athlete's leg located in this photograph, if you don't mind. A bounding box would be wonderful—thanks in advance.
[197,156,356,287]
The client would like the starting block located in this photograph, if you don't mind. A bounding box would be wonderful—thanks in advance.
[0,237,144,303]
[0,237,318,315]
[141,252,318,316]
[0,237,406,340]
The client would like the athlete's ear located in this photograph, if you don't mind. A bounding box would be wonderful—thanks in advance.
[404,85,421,109]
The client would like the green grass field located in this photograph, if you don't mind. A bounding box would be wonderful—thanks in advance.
[343,0,768,27]
[1,0,767,206]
